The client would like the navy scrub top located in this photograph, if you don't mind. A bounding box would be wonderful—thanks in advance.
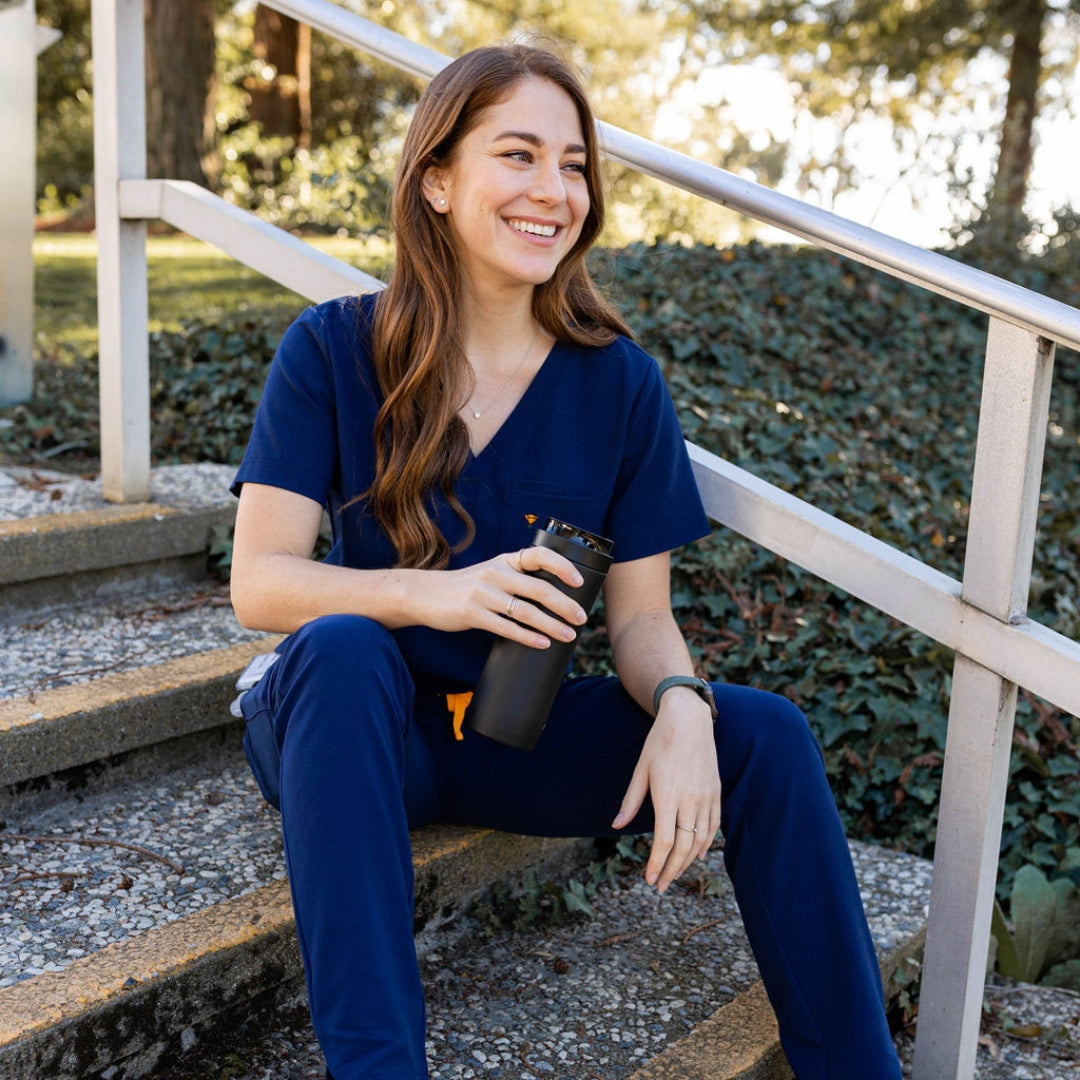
[232,293,710,687]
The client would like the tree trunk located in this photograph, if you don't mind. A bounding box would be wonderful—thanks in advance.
[249,4,312,148]
[988,0,1046,227]
[144,0,217,185]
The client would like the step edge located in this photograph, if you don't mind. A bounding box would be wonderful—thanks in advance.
[0,879,296,1044]
[0,637,283,787]
[0,503,236,585]
[629,981,790,1080]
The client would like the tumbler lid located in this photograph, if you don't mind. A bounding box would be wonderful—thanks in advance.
[534,518,614,571]
[543,518,613,555]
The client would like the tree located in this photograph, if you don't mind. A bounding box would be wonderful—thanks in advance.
[249,4,312,147]
[144,0,217,185]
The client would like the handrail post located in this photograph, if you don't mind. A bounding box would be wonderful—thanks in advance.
[912,318,1056,1079]
[91,0,150,502]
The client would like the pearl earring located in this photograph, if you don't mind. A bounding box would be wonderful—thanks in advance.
[438,198,447,208]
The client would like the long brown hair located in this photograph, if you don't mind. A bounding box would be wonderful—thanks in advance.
[365,44,631,570]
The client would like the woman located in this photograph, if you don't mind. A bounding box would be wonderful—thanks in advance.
[230,43,902,1080]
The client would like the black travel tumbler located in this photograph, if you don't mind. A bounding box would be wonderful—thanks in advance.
[467,518,614,750]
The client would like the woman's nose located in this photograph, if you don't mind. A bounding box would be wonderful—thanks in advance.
[530,162,566,204]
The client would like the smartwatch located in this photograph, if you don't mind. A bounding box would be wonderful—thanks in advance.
[652,675,718,721]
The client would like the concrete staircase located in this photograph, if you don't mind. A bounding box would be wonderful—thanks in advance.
[0,464,930,1080]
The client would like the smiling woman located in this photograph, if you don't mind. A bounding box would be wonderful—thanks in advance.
[419,77,592,446]
[226,42,903,1080]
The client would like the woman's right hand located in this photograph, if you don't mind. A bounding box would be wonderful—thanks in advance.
[412,546,587,649]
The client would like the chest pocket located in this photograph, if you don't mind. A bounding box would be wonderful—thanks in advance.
[498,481,607,554]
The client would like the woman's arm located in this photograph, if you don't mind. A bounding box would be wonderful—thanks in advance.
[604,551,722,893]
[230,482,588,644]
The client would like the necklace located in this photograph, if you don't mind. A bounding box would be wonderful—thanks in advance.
[467,324,542,420]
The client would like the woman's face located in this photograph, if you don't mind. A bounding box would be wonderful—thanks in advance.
[425,77,591,299]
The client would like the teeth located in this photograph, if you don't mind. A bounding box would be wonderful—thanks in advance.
[509,219,557,237]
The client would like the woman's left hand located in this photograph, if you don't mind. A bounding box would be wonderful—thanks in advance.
[611,691,721,893]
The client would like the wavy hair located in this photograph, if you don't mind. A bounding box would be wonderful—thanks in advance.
[363,44,632,569]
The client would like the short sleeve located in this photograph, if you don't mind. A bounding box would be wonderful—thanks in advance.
[604,347,711,562]
[231,302,348,506]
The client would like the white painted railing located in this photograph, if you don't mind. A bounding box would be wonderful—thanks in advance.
[90,2,1080,1077]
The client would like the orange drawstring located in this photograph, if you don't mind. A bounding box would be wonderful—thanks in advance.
[446,691,474,741]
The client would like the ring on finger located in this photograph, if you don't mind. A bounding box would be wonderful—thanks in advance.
[675,824,698,834]
[515,548,527,572]
[506,596,518,619]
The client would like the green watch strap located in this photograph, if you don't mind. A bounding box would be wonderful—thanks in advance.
[652,675,718,721]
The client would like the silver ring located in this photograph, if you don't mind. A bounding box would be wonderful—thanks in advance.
[516,548,527,572]
[675,825,698,834]
[506,596,517,619]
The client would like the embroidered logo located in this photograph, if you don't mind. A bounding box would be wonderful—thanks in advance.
[524,514,538,526]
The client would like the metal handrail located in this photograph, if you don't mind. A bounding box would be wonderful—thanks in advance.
[602,126,1080,351]
[266,0,1080,353]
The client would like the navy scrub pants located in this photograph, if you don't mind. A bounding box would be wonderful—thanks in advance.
[241,614,902,1080]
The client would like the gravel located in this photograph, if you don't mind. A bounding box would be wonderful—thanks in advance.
[2,462,278,988]
[0,463,268,701]
[0,584,264,701]
[0,746,284,990]
[0,462,235,521]
[139,834,934,1079]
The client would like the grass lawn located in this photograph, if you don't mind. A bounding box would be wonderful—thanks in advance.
[33,232,391,357]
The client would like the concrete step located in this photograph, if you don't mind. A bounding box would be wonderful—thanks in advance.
[1,562,282,812]
[0,464,236,617]
[0,634,280,804]
[140,838,931,1080]
[0,461,591,1078]
[0,734,591,1080]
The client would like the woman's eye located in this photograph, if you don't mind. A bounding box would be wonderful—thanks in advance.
[563,161,587,174]
[504,150,533,163]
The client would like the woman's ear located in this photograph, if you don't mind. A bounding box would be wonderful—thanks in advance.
[422,166,449,212]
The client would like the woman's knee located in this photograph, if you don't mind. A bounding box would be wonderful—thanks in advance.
[714,684,824,779]
[272,615,414,729]
[283,614,406,681]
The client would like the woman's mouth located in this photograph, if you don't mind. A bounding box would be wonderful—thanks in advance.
[508,218,558,238]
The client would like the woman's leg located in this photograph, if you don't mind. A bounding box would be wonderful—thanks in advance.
[247,614,439,1080]
[709,684,901,1080]
[443,675,901,1080]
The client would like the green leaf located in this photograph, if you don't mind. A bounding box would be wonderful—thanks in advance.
[1060,847,1080,872]
[991,899,1024,980]
[561,880,595,918]
[1010,865,1058,982]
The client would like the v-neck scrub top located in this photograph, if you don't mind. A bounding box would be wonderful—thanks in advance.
[232,293,710,687]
